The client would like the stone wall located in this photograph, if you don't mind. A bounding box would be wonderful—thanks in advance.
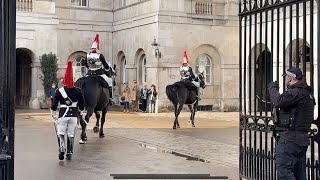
[16,0,241,111]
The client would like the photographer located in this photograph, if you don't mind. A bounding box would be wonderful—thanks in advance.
[268,67,315,180]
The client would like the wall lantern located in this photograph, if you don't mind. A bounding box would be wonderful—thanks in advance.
[151,37,161,58]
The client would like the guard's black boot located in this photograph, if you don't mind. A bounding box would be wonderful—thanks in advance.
[66,137,74,160]
[108,87,115,105]
[58,135,65,160]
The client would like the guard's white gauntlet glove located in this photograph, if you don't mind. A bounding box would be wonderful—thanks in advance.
[50,110,58,120]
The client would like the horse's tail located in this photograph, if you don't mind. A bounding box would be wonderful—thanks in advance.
[166,84,179,103]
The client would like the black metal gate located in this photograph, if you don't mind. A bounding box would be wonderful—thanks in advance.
[0,0,16,180]
[239,0,320,179]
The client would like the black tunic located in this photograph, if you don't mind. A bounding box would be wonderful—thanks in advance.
[51,87,85,118]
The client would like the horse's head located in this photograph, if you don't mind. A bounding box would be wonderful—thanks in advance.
[197,72,206,89]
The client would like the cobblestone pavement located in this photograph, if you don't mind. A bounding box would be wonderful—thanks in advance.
[15,109,240,179]
[107,128,239,167]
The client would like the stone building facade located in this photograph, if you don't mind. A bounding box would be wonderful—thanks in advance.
[16,0,239,111]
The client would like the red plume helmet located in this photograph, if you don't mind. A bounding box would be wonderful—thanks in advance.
[63,61,74,88]
[182,50,189,66]
[90,34,100,53]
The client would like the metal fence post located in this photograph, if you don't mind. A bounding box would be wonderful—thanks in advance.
[0,0,16,179]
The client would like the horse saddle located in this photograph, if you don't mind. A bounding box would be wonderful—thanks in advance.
[178,80,198,92]
[85,75,109,88]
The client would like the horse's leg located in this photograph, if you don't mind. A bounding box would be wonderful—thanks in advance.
[79,116,87,144]
[79,108,94,144]
[99,108,107,138]
[187,104,193,125]
[191,101,198,127]
[173,103,183,129]
[173,103,178,129]
[93,111,100,133]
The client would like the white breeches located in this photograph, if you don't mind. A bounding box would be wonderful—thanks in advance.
[100,74,113,87]
[57,117,78,137]
[192,81,200,88]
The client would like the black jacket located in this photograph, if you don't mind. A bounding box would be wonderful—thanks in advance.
[268,79,315,146]
[51,87,85,118]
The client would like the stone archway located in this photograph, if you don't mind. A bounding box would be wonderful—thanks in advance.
[135,48,146,85]
[117,51,126,84]
[16,48,33,107]
[255,50,272,111]
[68,51,87,82]
[249,43,273,112]
[285,39,311,85]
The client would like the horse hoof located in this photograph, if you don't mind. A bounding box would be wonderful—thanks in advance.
[187,120,191,124]
[79,139,86,144]
[99,133,105,138]
[93,126,99,133]
[192,124,195,127]
[173,126,176,129]
[177,125,180,128]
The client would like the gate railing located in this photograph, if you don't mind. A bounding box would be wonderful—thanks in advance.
[239,0,320,179]
[0,1,16,180]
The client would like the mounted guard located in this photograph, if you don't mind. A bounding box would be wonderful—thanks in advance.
[179,50,201,99]
[84,34,116,104]
[51,61,85,160]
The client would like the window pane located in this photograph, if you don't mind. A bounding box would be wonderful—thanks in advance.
[206,75,210,83]
[205,57,210,65]
[123,59,126,83]
[81,67,87,76]
[195,54,212,84]
[206,66,210,74]
[82,0,86,6]
[195,66,199,74]
[144,67,147,82]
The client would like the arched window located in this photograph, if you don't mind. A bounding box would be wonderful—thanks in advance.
[141,56,147,83]
[122,57,127,83]
[73,56,87,81]
[195,54,212,84]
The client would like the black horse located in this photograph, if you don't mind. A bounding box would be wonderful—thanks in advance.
[166,72,206,129]
[75,65,116,144]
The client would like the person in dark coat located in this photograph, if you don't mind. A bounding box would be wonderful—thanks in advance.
[51,61,85,161]
[48,83,57,101]
[140,83,149,113]
[268,67,315,180]
[149,84,157,113]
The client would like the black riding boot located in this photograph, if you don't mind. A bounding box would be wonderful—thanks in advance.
[58,135,65,160]
[108,87,114,105]
[66,137,74,160]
